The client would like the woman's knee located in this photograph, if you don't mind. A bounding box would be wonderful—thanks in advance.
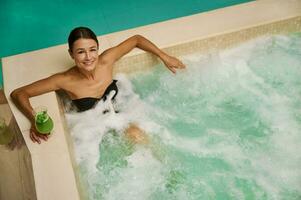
[125,124,149,144]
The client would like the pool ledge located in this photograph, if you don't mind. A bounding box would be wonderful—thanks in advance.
[2,0,301,199]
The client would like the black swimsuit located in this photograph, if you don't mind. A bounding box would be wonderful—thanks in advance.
[72,80,118,112]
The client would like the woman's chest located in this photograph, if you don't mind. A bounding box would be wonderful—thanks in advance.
[67,78,112,99]
[65,68,113,99]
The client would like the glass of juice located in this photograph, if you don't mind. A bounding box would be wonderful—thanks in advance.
[34,106,54,135]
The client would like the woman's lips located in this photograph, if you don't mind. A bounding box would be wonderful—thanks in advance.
[83,61,94,66]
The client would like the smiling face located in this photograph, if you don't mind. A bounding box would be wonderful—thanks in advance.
[69,38,99,72]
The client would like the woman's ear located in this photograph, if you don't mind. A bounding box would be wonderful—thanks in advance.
[68,49,74,59]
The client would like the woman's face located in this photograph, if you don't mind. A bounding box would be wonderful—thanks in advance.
[69,38,99,72]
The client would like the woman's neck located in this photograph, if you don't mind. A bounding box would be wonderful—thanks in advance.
[77,67,97,81]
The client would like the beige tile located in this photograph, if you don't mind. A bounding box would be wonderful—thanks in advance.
[97,34,114,51]
[0,145,24,200]
[31,153,80,200]
[17,144,37,200]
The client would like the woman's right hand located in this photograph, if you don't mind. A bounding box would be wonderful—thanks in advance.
[30,123,48,144]
[160,54,186,74]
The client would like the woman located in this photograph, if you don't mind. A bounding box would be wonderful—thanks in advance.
[11,27,185,144]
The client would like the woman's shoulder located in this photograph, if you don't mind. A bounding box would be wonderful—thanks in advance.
[48,67,78,85]
[45,67,80,92]
[59,66,79,79]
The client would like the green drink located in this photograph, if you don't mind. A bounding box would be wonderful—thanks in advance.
[0,118,14,145]
[34,107,54,135]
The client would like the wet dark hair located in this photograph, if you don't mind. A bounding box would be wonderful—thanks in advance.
[68,27,99,51]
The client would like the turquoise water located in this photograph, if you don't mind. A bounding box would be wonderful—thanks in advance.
[0,0,253,86]
[66,33,301,200]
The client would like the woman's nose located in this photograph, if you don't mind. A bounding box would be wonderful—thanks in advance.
[85,52,91,60]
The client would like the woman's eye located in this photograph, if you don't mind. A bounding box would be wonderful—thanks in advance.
[91,49,97,51]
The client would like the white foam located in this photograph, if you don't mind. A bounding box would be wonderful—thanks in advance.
[65,74,159,173]
[102,147,164,200]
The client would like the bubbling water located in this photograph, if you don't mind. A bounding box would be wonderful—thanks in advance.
[65,33,301,200]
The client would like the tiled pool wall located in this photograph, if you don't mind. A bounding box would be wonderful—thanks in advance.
[113,16,301,75]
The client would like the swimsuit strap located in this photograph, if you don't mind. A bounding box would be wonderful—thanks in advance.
[101,80,118,101]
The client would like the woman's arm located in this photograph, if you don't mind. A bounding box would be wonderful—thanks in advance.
[100,35,185,73]
[10,73,64,143]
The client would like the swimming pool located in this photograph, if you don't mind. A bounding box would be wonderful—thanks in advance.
[64,32,301,200]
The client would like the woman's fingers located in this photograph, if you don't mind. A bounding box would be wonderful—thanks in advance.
[178,61,186,68]
[167,65,177,74]
[164,56,186,73]
[30,130,41,144]
[167,63,185,74]
[174,59,186,69]
[40,134,48,141]
[30,126,49,144]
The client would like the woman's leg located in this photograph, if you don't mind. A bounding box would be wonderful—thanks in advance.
[125,123,149,144]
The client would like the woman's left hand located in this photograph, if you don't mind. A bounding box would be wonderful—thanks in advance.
[161,54,186,74]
